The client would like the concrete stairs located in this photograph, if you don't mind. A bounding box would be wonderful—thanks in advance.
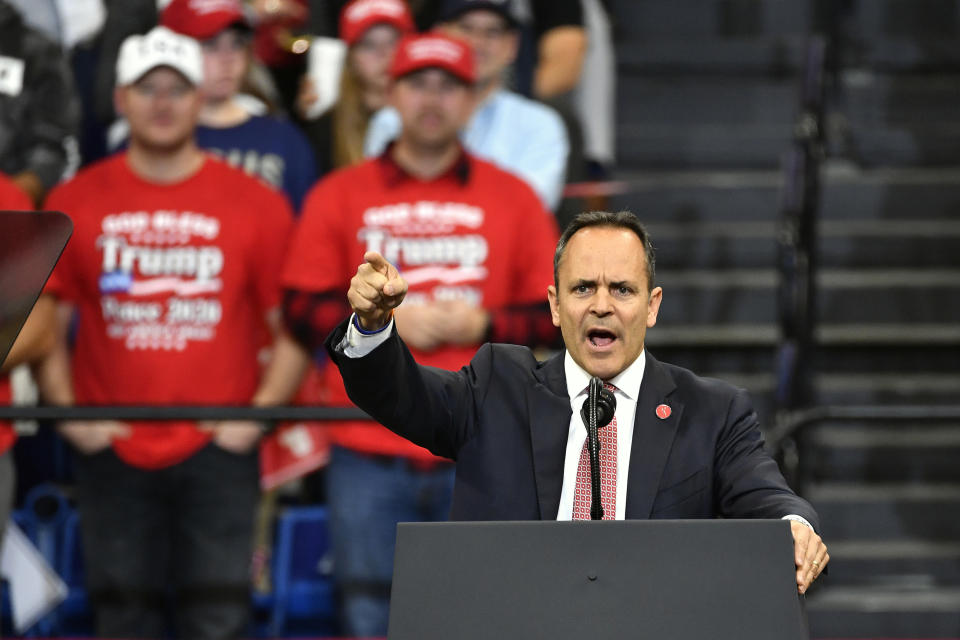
[607,1,960,636]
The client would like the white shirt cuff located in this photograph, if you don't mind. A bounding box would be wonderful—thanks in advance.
[341,314,394,358]
[782,514,814,532]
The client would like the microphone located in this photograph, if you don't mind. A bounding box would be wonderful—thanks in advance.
[580,378,617,520]
[580,384,616,430]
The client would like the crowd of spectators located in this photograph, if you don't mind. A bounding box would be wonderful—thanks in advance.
[0,0,617,637]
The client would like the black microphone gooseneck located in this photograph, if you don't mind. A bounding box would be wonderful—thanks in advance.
[579,377,617,520]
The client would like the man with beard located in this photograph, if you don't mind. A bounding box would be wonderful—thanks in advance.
[280,32,561,636]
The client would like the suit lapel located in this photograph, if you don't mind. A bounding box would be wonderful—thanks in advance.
[625,351,684,519]
[529,352,572,520]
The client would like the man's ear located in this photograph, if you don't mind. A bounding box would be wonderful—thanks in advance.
[646,286,663,329]
[547,285,561,328]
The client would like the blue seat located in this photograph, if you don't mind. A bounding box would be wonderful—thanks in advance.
[16,484,70,637]
[269,506,336,637]
[53,509,93,635]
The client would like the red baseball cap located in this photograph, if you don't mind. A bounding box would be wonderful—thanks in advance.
[339,0,415,46]
[389,33,475,84]
[162,0,250,41]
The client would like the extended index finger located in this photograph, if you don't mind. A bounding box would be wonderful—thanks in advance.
[364,251,392,275]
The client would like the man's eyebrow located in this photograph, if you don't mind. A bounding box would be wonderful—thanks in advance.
[609,281,635,289]
[571,279,596,288]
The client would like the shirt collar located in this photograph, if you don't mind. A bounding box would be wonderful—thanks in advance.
[563,349,646,402]
[377,141,472,187]
[473,88,505,116]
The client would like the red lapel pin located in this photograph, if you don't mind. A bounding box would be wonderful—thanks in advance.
[656,404,672,420]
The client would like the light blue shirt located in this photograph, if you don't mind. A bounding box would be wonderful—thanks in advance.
[364,89,569,211]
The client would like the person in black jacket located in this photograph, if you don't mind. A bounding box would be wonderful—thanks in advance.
[0,0,80,204]
[328,210,830,596]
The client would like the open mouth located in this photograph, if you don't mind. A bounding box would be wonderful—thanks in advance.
[587,328,617,348]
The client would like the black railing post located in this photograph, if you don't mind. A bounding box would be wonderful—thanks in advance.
[775,36,828,487]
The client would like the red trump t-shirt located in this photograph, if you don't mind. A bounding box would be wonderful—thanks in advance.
[0,173,35,455]
[44,154,293,469]
[282,151,558,462]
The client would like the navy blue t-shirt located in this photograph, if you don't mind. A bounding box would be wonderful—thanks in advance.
[196,115,319,214]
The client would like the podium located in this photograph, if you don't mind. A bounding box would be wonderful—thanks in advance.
[0,210,72,363]
[388,519,808,640]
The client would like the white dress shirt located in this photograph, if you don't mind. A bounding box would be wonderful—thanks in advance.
[556,350,645,520]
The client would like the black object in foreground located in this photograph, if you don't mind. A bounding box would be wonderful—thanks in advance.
[0,210,72,365]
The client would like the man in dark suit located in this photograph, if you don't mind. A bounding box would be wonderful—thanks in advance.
[326,210,830,594]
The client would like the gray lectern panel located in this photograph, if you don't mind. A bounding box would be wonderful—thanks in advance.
[389,519,807,640]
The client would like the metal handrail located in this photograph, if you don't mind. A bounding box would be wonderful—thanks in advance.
[774,35,828,413]
[768,404,960,452]
[768,403,960,488]
[0,405,369,422]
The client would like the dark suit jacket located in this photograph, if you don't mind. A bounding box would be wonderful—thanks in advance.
[326,320,819,530]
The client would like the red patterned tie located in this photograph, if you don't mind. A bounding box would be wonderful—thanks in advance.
[572,383,617,520]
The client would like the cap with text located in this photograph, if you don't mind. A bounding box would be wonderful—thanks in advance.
[161,0,250,41]
[116,26,204,87]
[389,33,475,84]
[439,0,521,27]
[339,0,416,46]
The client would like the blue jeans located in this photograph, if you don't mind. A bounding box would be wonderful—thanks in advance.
[326,446,454,638]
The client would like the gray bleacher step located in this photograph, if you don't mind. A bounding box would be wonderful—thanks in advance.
[814,372,960,403]
[819,540,960,586]
[845,38,960,71]
[652,268,960,325]
[816,232,960,269]
[813,346,960,377]
[642,349,776,386]
[609,169,782,223]
[623,366,960,404]
[818,323,960,345]
[843,0,960,39]
[618,37,809,74]
[837,71,960,166]
[610,165,960,224]
[843,123,960,167]
[842,72,960,125]
[616,123,791,169]
[807,585,960,639]
[651,228,960,270]
[806,425,960,482]
[609,0,811,38]
[649,219,960,240]
[649,322,960,347]
[646,324,778,347]
[807,482,960,541]
[619,77,797,126]
[659,267,960,288]
[813,373,960,408]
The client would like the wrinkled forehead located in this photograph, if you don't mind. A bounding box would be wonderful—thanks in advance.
[558,227,649,284]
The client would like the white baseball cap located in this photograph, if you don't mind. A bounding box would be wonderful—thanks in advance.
[115,26,203,87]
